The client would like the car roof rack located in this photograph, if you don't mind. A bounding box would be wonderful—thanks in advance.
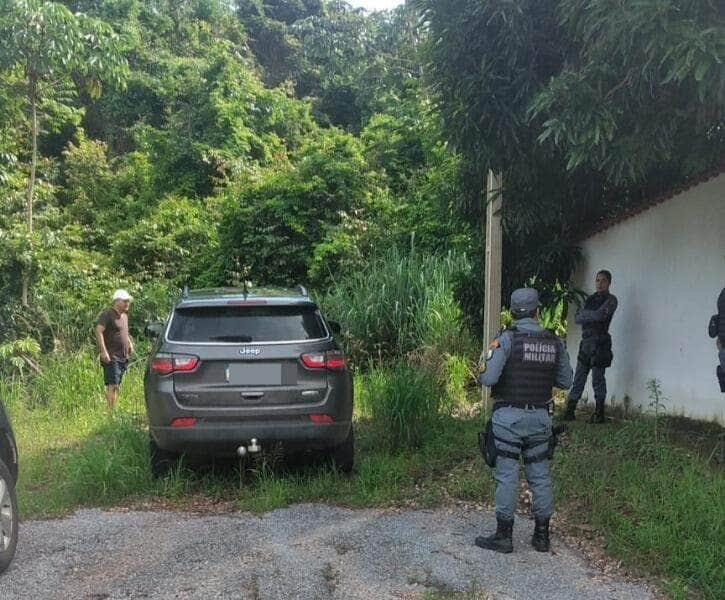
[296,284,308,297]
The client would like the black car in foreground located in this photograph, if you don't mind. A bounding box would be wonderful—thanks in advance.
[144,286,353,477]
[0,399,18,574]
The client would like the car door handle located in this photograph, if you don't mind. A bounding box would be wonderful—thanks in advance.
[241,391,264,399]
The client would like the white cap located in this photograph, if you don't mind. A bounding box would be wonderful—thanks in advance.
[113,289,132,301]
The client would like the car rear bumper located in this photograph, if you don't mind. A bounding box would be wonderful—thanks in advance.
[150,420,351,455]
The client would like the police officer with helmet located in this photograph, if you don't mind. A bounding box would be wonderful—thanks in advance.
[476,288,573,553]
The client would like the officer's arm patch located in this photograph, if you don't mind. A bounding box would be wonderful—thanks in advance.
[478,339,501,370]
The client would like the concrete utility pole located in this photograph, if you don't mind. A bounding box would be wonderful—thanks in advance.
[482,170,503,411]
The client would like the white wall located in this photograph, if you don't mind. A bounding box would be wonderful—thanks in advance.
[567,173,725,423]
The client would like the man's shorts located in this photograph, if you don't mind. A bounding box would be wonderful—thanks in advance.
[103,359,128,386]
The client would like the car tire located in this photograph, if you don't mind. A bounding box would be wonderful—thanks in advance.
[149,436,179,479]
[330,426,354,474]
[0,458,18,575]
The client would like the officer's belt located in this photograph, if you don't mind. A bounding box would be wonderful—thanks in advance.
[492,401,549,412]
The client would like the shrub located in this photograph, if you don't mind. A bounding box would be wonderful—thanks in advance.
[321,248,473,366]
[0,336,41,378]
[111,195,217,287]
[213,128,386,287]
[442,354,472,406]
[358,361,444,449]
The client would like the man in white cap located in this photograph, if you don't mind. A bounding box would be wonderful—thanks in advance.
[475,287,572,553]
[95,289,134,409]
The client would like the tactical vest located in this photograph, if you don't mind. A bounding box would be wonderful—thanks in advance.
[582,293,613,336]
[492,329,560,405]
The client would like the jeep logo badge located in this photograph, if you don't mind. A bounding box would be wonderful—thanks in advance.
[239,347,261,356]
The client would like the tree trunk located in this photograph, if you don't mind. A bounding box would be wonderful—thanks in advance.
[22,78,38,307]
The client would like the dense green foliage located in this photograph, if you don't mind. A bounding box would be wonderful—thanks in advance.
[358,361,445,449]
[3,0,718,352]
[420,0,724,295]
[0,0,470,354]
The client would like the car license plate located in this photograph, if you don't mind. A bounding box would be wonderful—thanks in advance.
[229,363,282,385]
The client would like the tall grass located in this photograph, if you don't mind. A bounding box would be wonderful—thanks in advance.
[1,351,152,515]
[0,350,147,417]
[358,361,446,449]
[321,249,474,365]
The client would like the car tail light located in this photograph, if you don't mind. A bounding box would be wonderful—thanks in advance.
[151,353,199,375]
[301,353,326,369]
[173,355,199,371]
[310,413,334,424]
[170,417,197,427]
[150,354,174,375]
[325,350,347,370]
[300,351,347,371]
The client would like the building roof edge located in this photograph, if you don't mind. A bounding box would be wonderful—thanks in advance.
[579,161,725,241]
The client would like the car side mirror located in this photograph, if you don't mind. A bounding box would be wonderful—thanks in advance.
[327,320,341,335]
[144,322,164,338]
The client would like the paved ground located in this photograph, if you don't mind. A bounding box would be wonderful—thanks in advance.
[0,504,656,600]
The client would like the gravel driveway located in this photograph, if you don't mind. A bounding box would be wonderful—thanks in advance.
[0,504,655,600]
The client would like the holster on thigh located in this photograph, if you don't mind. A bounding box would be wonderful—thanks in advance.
[479,418,499,468]
[577,337,597,366]
[479,417,521,468]
[593,334,613,368]
[523,425,567,464]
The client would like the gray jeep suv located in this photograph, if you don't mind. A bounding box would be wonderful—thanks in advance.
[144,287,353,477]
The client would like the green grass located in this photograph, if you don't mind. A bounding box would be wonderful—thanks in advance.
[3,351,155,515]
[2,352,724,599]
[555,419,724,600]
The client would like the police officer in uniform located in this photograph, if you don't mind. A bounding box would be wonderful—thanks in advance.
[709,286,725,392]
[564,270,618,423]
[476,288,573,553]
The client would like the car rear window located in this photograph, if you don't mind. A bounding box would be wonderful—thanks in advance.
[167,305,327,343]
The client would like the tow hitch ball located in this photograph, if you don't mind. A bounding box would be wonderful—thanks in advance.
[237,438,261,457]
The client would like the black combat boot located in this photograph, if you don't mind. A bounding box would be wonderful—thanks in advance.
[475,515,514,553]
[589,400,605,424]
[562,400,577,421]
[531,518,550,552]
